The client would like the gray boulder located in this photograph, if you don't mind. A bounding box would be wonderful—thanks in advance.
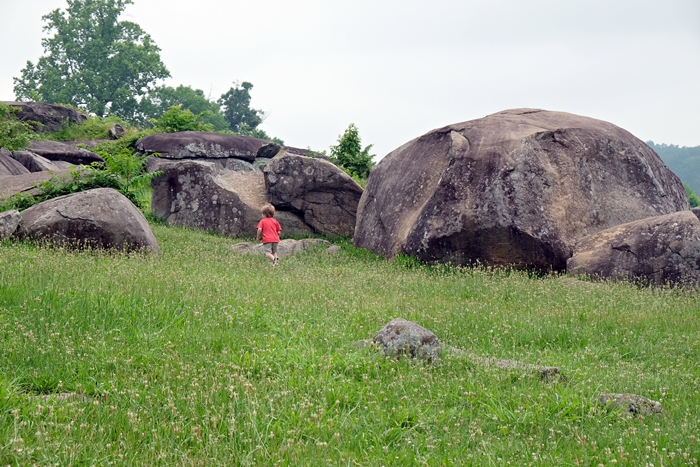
[567,210,700,286]
[598,393,662,416]
[136,131,278,163]
[1,101,88,133]
[12,150,61,172]
[264,152,364,237]
[354,109,688,271]
[692,207,700,221]
[372,318,440,363]
[0,210,21,240]
[14,188,159,253]
[109,123,125,139]
[28,140,104,165]
[151,160,313,237]
[0,148,30,176]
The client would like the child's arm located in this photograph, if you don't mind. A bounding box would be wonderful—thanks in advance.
[256,227,262,242]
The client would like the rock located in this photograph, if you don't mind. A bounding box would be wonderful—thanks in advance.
[14,188,160,253]
[265,152,364,237]
[28,140,104,165]
[327,245,341,255]
[11,150,61,172]
[372,318,440,363]
[136,131,277,162]
[0,210,21,239]
[692,207,700,221]
[598,393,662,416]
[1,101,88,133]
[151,160,314,238]
[0,148,30,176]
[0,170,71,199]
[567,210,700,287]
[231,238,331,256]
[354,109,688,271]
[108,123,125,139]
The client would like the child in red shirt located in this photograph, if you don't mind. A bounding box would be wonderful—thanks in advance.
[256,204,282,266]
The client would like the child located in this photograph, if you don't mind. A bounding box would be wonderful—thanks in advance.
[256,204,282,266]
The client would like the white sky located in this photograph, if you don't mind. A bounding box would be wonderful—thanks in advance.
[1,0,699,159]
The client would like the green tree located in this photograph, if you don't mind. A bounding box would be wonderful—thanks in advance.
[13,0,170,122]
[329,123,375,180]
[684,183,700,208]
[151,106,214,133]
[143,85,228,131]
[218,81,265,133]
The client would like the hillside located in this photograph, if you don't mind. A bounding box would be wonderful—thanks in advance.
[647,141,700,194]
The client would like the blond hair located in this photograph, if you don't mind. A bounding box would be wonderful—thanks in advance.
[261,204,275,218]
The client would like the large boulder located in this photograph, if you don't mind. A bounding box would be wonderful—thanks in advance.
[372,318,440,363]
[13,188,159,253]
[566,210,700,287]
[11,150,62,172]
[28,140,104,165]
[151,160,314,237]
[0,148,30,176]
[136,131,279,163]
[264,152,364,237]
[355,109,688,270]
[1,101,88,133]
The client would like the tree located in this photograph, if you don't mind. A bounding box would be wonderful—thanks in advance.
[329,123,375,180]
[143,85,228,131]
[684,183,700,208]
[151,106,214,133]
[218,81,265,133]
[13,0,170,122]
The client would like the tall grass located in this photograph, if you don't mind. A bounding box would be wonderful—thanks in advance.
[0,226,698,466]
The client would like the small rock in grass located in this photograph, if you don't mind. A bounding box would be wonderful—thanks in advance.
[372,318,440,363]
[598,393,662,416]
[0,210,21,240]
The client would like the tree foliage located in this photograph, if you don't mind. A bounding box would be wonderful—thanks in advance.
[13,0,170,122]
[218,82,265,133]
[684,183,700,208]
[151,106,214,133]
[143,85,228,131]
[647,141,700,196]
[329,123,375,180]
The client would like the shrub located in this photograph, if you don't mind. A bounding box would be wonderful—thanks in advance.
[0,103,37,151]
[151,106,214,133]
[329,123,375,180]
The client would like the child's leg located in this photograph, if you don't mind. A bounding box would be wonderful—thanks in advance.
[263,243,275,261]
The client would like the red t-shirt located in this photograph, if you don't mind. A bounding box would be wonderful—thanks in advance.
[257,217,281,243]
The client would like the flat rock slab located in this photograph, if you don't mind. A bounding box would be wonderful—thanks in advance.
[14,188,160,253]
[0,170,72,199]
[28,140,104,165]
[567,210,700,287]
[12,150,61,172]
[355,108,688,270]
[598,393,662,416]
[231,238,331,257]
[136,131,277,162]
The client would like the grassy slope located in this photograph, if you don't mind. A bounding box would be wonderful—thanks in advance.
[0,225,699,466]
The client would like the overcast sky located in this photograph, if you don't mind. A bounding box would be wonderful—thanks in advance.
[1,0,699,158]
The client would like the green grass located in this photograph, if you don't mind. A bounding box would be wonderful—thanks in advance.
[0,225,699,466]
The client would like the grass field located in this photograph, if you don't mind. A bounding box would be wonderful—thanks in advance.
[1,223,699,466]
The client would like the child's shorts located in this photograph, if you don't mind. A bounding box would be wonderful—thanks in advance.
[263,242,278,254]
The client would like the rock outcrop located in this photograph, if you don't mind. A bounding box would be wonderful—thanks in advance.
[136,131,277,163]
[151,160,314,238]
[1,101,88,133]
[231,238,332,257]
[13,188,160,253]
[0,170,71,199]
[354,109,688,271]
[11,150,62,172]
[28,140,104,165]
[265,153,364,237]
[0,148,30,176]
[567,210,700,286]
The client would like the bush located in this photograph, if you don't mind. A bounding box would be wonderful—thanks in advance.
[151,106,214,133]
[685,183,700,208]
[329,123,375,180]
[0,103,37,150]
